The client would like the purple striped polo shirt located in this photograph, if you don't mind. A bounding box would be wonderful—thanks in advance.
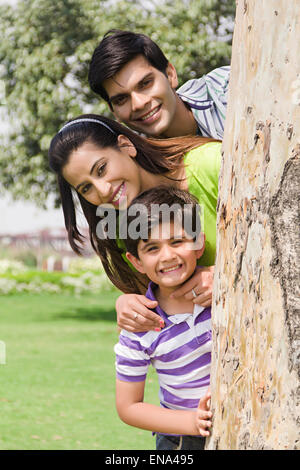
[114,282,211,410]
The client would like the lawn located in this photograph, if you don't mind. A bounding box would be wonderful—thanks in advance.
[0,292,159,450]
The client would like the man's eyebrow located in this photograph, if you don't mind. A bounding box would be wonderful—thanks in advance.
[109,72,154,102]
[137,72,153,86]
[109,91,128,102]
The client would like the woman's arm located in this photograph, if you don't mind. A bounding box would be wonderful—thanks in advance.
[171,265,214,307]
[116,294,164,332]
[116,380,212,437]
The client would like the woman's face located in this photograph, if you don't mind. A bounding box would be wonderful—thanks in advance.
[62,136,144,208]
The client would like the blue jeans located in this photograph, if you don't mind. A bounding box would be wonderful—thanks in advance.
[156,434,206,450]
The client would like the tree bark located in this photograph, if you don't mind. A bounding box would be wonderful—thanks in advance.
[207,0,300,450]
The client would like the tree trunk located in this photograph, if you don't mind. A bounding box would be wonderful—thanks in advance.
[207,0,300,450]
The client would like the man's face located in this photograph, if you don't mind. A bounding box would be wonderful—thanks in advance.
[102,55,179,137]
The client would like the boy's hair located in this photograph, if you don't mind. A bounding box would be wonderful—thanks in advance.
[122,186,201,259]
[88,29,169,105]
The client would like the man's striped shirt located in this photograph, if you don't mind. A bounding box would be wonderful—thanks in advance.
[114,282,211,411]
[177,66,230,140]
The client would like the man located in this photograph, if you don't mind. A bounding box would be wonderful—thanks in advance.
[88,29,230,140]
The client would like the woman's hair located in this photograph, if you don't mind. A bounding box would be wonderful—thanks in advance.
[48,114,215,293]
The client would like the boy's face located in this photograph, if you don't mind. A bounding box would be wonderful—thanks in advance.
[102,55,179,137]
[126,221,205,289]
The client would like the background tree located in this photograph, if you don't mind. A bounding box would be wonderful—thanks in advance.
[207,0,300,450]
[0,0,234,205]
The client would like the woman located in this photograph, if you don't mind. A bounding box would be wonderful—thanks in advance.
[48,114,220,332]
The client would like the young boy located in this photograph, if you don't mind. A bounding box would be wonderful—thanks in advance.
[114,186,213,450]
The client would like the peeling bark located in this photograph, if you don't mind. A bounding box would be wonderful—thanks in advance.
[269,146,300,377]
[207,0,300,450]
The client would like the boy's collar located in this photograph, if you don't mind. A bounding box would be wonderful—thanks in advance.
[146,281,171,326]
[146,281,206,327]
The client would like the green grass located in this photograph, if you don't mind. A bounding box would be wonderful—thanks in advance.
[0,292,159,450]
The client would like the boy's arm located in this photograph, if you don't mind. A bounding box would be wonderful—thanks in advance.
[195,388,212,437]
[116,379,210,436]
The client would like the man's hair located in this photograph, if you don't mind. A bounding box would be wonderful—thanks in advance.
[88,29,169,104]
[122,186,201,259]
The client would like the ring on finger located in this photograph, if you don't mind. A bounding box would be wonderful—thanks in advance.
[133,312,139,320]
[192,288,197,298]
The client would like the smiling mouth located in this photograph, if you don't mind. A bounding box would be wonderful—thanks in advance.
[138,105,161,122]
[160,264,182,274]
[110,183,125,204]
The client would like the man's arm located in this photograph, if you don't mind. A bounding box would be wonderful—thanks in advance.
[177,66,230,140]
[116,379,211,436]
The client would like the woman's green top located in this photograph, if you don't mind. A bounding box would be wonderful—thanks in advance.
[117,141,221,268]
[184,141,221,266]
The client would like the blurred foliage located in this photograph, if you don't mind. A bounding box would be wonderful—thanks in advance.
[14,250,38,267]
[0,259,116,295]
[0,0,235,206]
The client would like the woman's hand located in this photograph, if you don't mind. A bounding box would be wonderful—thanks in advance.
[171,265,214,307]
[116,294,164,333]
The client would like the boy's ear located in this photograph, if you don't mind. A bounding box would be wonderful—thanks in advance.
[125,252,146,274]
[166,62,178,89]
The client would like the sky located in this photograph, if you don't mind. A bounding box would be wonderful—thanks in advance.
[0,196,65,235]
